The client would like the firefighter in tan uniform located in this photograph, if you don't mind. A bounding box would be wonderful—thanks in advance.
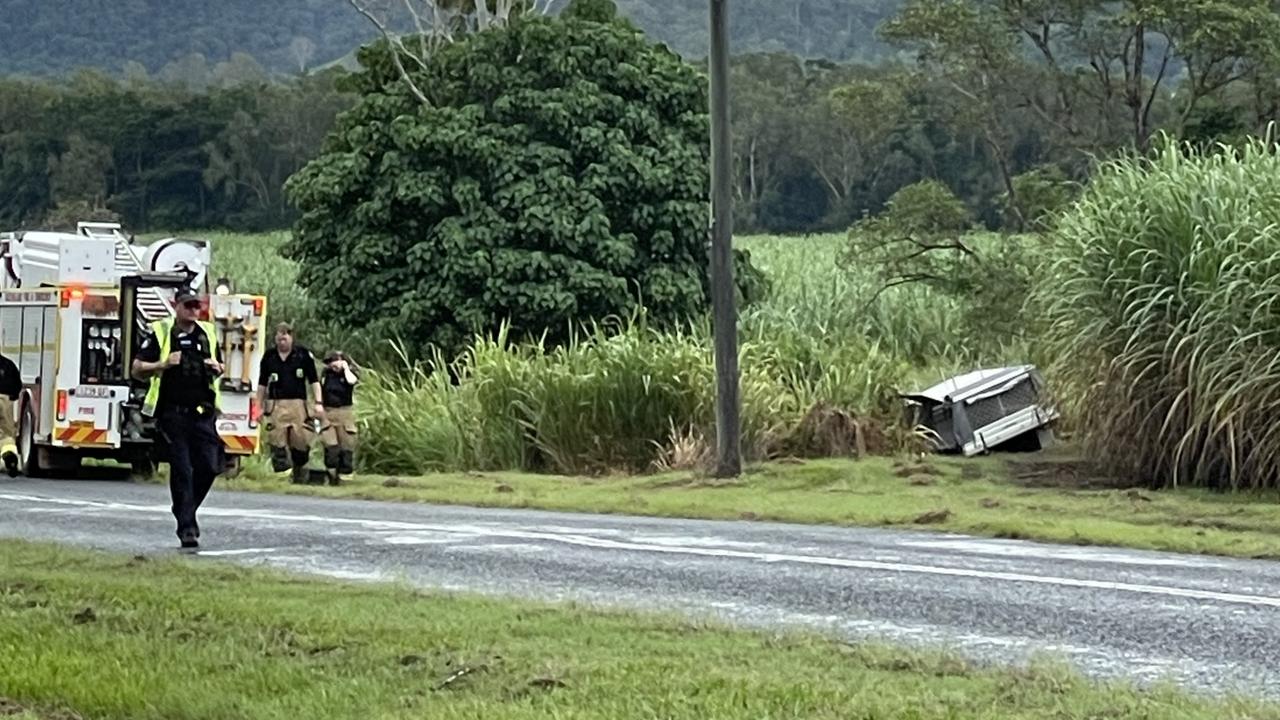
[319,350,359,485]
[0,353,21,476]
[255,323,322,483]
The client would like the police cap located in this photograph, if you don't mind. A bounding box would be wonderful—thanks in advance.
[174,286,201,305]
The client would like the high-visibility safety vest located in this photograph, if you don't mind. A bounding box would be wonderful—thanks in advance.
[141,318,223,417]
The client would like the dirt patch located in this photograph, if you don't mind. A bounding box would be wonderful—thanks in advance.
[0,698,83,720]
[1005,456,1131,490]
[893,464,940,478]
[913,508,952,524]
[648,475,745,490]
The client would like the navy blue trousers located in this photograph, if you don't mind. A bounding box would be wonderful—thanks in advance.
[157,406,223,538]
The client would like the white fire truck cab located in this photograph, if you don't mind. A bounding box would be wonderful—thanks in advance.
[0,222,267,477]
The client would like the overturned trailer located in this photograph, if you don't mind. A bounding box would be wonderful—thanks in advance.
[901,365,1059,456]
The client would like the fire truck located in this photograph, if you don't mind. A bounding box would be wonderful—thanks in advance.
[0,222,267,477]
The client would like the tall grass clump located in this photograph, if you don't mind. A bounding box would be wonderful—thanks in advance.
[1043,132,1280,490]
[352,316,914,476]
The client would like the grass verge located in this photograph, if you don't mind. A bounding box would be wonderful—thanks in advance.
[1,539,1275,719]
[219,451,1280,560]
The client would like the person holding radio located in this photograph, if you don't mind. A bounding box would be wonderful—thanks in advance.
[132,286,224,549]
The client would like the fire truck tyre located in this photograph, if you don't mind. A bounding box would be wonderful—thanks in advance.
[17,403,45,478]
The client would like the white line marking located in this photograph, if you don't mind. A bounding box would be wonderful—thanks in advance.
[898,539,1224,567]
[196,547,277,557]
[4,492,1280,610]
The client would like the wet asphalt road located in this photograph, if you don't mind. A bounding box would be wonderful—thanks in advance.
[1,477,1278,698]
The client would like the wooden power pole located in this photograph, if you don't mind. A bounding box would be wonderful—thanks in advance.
[708,0,741,477]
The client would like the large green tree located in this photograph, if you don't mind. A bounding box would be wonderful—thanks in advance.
[285,8,758,355]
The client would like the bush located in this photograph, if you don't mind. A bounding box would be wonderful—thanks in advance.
[1043,133,1280,490]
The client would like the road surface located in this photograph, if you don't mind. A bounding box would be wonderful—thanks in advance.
[1,477,1278,698]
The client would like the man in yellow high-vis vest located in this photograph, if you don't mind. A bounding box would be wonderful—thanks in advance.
[132,286,225,549]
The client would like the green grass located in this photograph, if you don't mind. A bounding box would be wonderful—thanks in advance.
[2,539,1275,719]
[221,452,1280,559]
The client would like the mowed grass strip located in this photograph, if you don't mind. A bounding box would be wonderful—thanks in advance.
[1,539,1275,720]
[221,453,1280,560]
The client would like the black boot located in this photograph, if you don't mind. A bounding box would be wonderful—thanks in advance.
[323,446,342,486]
[289,448,310,484]
[270,445,291,473]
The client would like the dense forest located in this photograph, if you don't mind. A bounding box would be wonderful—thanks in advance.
[2,0,1278,234]
[0,0,899,77]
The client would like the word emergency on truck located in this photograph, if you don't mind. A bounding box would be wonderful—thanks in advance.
[0,222,268,477]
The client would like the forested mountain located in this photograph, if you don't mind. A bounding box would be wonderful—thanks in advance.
[0,0,900,77]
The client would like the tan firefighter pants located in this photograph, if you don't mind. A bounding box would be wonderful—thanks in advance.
[320,406,357,451]
[0,396,15,453]
[321,405,356,475]
[265,399,313,451]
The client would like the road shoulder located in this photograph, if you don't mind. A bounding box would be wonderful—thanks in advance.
[214,452,1280,560]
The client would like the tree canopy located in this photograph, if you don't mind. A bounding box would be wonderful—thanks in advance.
[284,10,760,354]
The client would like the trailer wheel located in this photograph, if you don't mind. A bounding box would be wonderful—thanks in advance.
[17,402,45,478]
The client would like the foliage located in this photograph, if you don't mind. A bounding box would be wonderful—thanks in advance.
[877,0,1280,227]
[286,13,762,355]
[842,180,975,295]
[0,0,378,76]
[1002,166,1080,232]
[0,70,352,231]
[843,181,1045,350]
[563,0,620,23]
[1043,132,1280,491]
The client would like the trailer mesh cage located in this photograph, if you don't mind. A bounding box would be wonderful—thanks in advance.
[900,365,1058,456]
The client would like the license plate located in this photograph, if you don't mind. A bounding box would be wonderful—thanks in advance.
[75,386,112,399]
